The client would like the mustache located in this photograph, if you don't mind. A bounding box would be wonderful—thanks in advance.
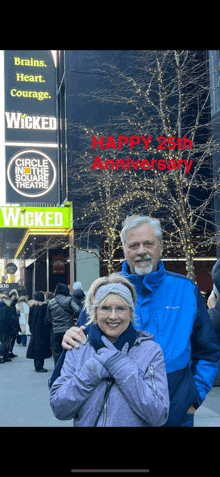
[134,255,152,262]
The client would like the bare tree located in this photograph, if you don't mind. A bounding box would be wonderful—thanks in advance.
[68,50,220,281]
[69,121,154,274]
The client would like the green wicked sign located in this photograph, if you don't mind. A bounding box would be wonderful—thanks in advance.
[0,206,72,229]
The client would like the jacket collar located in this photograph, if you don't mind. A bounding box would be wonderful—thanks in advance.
[122,259,166,292]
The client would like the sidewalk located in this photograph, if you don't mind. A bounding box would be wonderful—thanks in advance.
[0,342,72,427]
[194,386,220,426]
[1,342,220,426]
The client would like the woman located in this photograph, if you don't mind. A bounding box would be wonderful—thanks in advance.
[16,296,30,346]
[50,275,169,426]
[26,291,52,372]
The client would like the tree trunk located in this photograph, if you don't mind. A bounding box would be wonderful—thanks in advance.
[184,243,196,282]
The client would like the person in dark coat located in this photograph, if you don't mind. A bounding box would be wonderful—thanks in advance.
[8,289,20,358]
[0,294,15,363]
[26,291,52,372]
[45,283,80,366]
[207,259,220,385]
[72,282,85,319]
[207,259,220,344]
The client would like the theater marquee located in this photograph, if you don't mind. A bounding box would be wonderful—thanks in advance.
[4,50,58,203]
[7,149,57,199]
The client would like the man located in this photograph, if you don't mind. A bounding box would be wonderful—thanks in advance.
[62,215,220,427]
[45,283,80,365]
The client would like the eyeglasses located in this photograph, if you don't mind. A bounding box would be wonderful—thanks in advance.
[97,305,129,315]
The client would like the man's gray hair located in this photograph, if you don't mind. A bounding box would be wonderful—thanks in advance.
[120,215,163,248]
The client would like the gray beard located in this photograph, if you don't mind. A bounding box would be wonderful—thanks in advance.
[134,262,153,275]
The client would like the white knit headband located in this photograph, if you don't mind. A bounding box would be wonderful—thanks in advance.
[94,283,135,311]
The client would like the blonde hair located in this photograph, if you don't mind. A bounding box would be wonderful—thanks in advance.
[85,274,137,326]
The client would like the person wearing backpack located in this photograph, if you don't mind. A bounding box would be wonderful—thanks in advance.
[45,283,80,366]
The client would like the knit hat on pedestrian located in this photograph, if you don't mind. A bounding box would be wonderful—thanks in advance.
[73,281,83,291]
[33,291,45,302]
[55,283,69,296]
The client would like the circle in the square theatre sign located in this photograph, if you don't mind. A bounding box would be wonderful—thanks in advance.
[7,149,57,198]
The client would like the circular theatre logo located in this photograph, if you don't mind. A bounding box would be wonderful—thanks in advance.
[7,149,57,198]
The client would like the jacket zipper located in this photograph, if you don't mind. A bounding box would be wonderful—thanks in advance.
[103,402,107,427]
[102,379,111,427]
[150,365,157,395]
[102,379,114,427]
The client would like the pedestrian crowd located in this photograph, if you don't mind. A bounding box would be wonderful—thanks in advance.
[0,282,86,372]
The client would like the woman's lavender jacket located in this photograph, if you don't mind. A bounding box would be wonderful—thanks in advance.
[50,329,169,427]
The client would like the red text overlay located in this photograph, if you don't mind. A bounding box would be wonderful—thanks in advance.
[91,136,193,173]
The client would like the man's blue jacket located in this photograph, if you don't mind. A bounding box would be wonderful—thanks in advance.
[77,260,220,426]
